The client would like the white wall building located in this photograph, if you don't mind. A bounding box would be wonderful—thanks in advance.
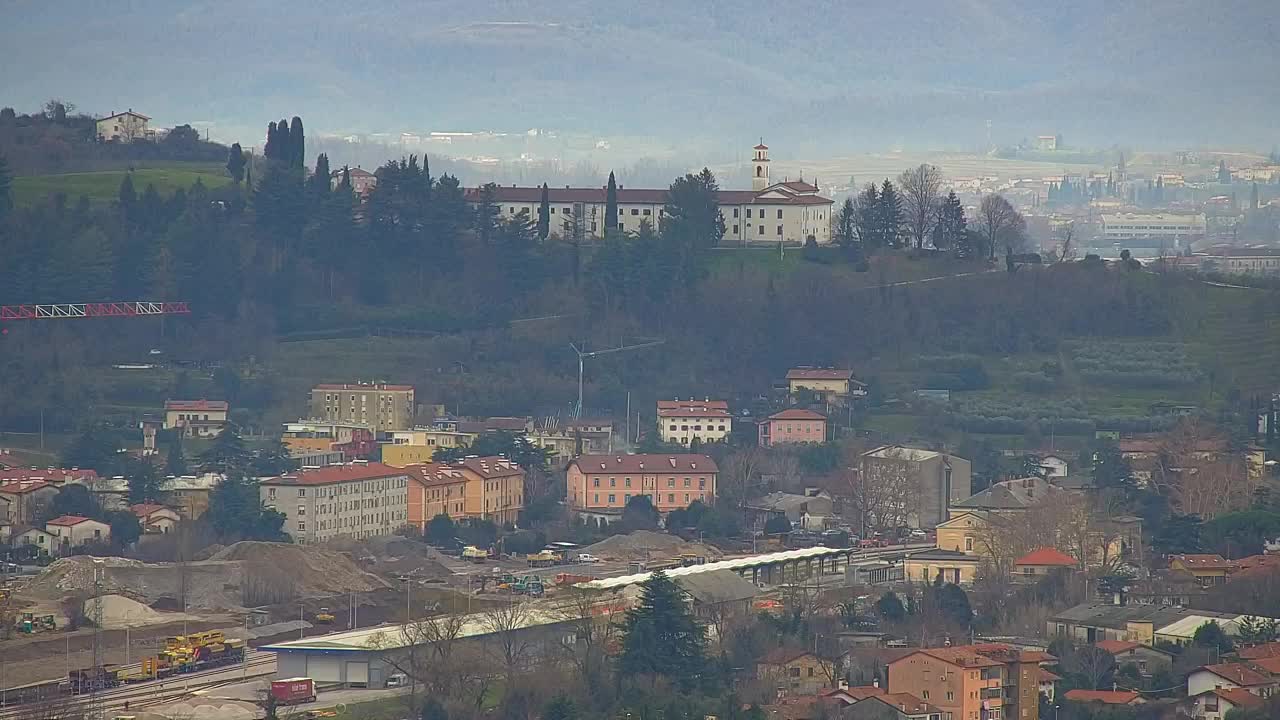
[657,399,733,446]
[260,462,410,544]
[96,110,151,142]
[466,142,834,245]
[1099,213,1207,242]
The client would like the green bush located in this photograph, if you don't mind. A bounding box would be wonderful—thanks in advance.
[1067,340,1202,388]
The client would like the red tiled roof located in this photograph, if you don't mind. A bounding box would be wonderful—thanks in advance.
[262,462,409,486]
[165,399,228,411]
[1064,689,1140,705]
[1171,554,1237,570]
[1198,662,1275,687]
[1239,641,1280,660]
[404,463,467,488]
[838,686,886,701]
[786,368,853,381]
[456,456,523,478]
[463,186,831,207]
[1232,554,1280,579]
[1039,668,1062,682]
[1250,656,1280,674]
[0,468,99,484]
[758,647,811,666]
[47,515,93,527]
[1015,547,1079,567]
[571,454,718,475]
[971,643,1057,664]
[101,110,151,121]
[313,383,414,391]
[893,646,1001,669]
[777,181,819,193]
[129,503,172,518]
[0,480,54,494]
[658,404,731,419]
[767,409,827,421]
[1095,640,1140,655]
[1203,687,1264,709]
[879,693,939,716]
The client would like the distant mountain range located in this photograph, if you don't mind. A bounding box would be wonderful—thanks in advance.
[5,0,1278,154]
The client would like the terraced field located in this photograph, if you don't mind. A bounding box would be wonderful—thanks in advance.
[1188,285,1280,396]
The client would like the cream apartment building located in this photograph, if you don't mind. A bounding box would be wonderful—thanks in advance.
[260,461,411,544]
[310,383,416,433]
[657,399,732,446]
[465,142,833,245]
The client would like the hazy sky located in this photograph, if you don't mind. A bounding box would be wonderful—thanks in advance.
[5,0,1278,155]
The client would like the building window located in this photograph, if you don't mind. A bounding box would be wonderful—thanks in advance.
[759,225,765,235]
[298,488,307,497]
[608,494,616,503]
[777,209,783,219]
[630,209,639,215]
[550,207,556,214]
[965,537,973,551]
[746,209,752,218]
[298,521,306,531]
[668,494,675,503]
[733,208,740,218]
[593,478,600,487]
[643,209,651,216]
[776,225,783,235]
[733,224,739,234]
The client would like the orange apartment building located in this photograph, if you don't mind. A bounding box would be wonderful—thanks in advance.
[566,454,718,518]
[887,645,1046,720]
[403,456,525,527]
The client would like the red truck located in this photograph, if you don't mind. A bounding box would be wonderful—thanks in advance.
[271,677,317,705]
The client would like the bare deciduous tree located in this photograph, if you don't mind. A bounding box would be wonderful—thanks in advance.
[898,164,944,250]
[556,586,620,690]
[481,599,536,688]
[1047,221,1077,263]
[849,451,918,534]
[368,610,470,711]
[977,194,1027,259]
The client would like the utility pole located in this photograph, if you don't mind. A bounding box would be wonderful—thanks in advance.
[569,340,664,417]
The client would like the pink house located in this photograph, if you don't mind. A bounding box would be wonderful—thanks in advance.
[565,454,718,516]
[759,409,827,447]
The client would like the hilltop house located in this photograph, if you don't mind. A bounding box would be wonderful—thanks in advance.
[96,109,151,142]
[164,399,229,438]
[785,367,866,405]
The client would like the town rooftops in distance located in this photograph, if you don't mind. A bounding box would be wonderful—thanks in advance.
[570,454,719,474]
[0,479,54,494]
[0,467,99,484]
[313,383,414,391]
[164,399,229,412]
[261,462,408,486]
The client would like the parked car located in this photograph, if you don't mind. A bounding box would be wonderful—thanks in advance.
[386,673,408,688]
[575,553,601,564]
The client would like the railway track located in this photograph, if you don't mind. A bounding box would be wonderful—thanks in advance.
[0,652,276,718]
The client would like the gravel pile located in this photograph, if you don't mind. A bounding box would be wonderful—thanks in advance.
[86,594,202,630]
[211,541,392,596]
[23,556,245,610]
[584,530,724,562]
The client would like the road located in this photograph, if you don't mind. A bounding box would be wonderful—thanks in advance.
[0,651,276,719]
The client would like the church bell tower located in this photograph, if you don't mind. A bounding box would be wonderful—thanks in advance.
[752,140,770,191]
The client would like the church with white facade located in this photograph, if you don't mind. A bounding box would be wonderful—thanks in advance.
[465,142,834,245]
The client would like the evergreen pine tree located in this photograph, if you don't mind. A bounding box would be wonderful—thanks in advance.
[876,179,903,248]
[311,153,331,195]
[474,183,499,245]
[263,121,279,162]
[835,196,858,250]
[605,171,619,235]
[1218,160,1232,185]
[289,116,305,169]
[537,183,550,240]
[200,428,250,475]
[227,143,246,184]
[619,570,707,685]
[855,183,878,249]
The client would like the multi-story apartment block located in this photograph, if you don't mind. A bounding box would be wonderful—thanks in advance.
[888,644,1046,720]
[758,408,827,447]
[465,143,833,245]
[402,455,526,527]
[310,383,416,433]
[260,461,411,544]
[566,454,717,518]
[657,399,732,446]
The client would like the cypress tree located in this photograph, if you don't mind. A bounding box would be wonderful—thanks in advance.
[226,143,246,184]
[605,171,618,235]
[289,116,305,169]
[877,179,902,248]
[118,173,137,222]
[312,153,331,195]
[264,121,279,161]
[537,183,550,240]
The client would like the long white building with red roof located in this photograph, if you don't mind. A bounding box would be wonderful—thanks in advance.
[260,461,411,543]
[465,142,833,245]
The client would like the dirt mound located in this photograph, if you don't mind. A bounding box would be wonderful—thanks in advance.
[324,536,454,579]
[87,594,202,630]
[21,556,245,611]
[211,541,392,597]
[584,531,724,562]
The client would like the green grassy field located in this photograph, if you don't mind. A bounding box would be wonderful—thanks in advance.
[12,162,232,206]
